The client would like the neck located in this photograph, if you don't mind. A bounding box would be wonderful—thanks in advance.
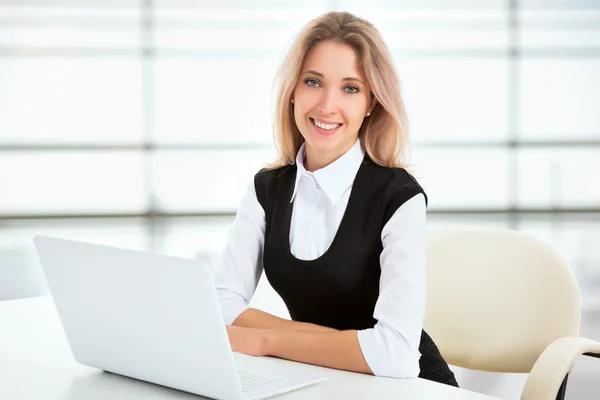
[304,139,357,172]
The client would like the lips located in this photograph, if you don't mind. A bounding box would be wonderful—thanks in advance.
[311,117,342,127]
[309,118,343,136]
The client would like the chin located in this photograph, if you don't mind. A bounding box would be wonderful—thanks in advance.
[307,136,340,152]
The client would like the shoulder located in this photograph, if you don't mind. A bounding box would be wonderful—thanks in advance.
[253,164,296,209]
[363,160,428,206]
[254,164,295,189]
[367,161,422,188]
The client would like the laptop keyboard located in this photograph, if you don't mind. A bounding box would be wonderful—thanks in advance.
[237,370,284,393]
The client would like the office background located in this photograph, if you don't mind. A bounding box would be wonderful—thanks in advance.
[0,0,598,398]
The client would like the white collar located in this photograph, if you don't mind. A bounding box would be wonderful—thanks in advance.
[291,139,365,205]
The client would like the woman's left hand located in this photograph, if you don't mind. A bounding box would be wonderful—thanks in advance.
[225,325,271,357]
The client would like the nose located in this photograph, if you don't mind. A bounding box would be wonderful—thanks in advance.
[317,88,339,115]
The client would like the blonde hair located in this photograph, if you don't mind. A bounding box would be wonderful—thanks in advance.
[268,11,410,169]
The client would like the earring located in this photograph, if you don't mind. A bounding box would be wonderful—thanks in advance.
[366,112,371,117]
[291,99,294,104]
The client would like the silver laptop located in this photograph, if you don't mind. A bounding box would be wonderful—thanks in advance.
[32,235,329,400]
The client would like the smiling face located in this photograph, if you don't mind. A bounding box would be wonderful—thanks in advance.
[292,40,374,171]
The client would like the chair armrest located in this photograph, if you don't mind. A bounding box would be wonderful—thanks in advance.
[521,336,600,400]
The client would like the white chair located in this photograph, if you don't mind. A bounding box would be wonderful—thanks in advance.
[424,228,600,400]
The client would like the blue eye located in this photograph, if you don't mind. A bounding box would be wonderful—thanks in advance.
[345,86,360,94]
[305,78,320,87]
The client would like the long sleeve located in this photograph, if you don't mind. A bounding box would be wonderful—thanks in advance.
[213,181,266,325]
[356,193,427,378]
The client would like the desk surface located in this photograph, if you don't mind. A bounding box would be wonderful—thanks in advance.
[0,297,500,400]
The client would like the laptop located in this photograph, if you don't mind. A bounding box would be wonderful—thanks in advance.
[32,235,330,400]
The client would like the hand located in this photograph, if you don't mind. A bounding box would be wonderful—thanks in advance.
[225,325,270,357]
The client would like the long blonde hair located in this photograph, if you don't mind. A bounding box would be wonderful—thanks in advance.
[268,11,410,169]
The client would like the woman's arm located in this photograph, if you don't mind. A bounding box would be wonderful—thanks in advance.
[233,308,337,332]
[266,329,372,373]
[355,193,426,378]
[226,325,371,374]
[213,182,265,325]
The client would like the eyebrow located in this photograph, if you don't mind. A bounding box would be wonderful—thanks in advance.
[302,69,364,85]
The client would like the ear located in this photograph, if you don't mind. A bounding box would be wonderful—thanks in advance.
[367,97,377,114]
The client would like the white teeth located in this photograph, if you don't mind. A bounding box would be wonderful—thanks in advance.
[313,118,340,130]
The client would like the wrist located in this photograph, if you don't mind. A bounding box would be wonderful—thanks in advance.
[263,329,279,356]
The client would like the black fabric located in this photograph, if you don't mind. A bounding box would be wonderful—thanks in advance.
[254,154,458,387]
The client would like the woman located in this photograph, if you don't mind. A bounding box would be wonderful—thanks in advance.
[214,11,457,386]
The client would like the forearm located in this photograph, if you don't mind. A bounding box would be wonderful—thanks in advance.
[265,329,373,375]
[232,308,337,332]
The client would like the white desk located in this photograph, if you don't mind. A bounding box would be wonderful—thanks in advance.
[0,297,500,400]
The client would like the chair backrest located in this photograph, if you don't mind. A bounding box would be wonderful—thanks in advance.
[424,228,581,373]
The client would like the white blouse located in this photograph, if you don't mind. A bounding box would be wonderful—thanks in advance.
[214,139,426,378]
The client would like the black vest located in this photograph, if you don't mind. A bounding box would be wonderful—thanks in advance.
[254,155,457,387]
